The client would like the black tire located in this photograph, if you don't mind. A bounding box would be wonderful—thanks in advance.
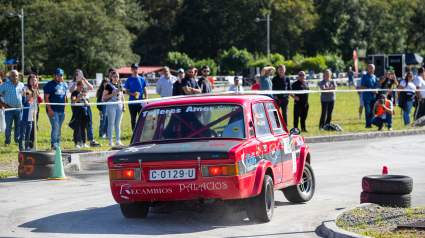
[246,175,274,222]
[19,151,56,165]
[360,192,411,208]
[282,162,315,203]
[362,175,413,194]
[120,202,150,218]
[18,164,55,179]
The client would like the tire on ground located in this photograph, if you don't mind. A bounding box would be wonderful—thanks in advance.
[18,164,55,179]
[19,151,56,165]
[246,174,274,222]
[362,175,413,194]
[360,191,411,208]
[120,202,150,218]
[282,162,315,203]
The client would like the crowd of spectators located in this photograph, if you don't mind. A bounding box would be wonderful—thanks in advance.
[1,63,425,151]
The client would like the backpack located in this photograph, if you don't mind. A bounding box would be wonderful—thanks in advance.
[323,124,343,131]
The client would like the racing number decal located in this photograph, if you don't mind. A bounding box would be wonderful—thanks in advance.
[19,153,35,175]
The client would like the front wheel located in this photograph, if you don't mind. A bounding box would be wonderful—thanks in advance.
[120,202,150,218]
[246,175,274,222]
[282,162,315,203]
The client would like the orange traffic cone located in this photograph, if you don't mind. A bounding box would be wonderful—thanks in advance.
[382,166,388,175]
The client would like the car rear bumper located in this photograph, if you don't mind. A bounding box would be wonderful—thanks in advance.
[110,175,254,203]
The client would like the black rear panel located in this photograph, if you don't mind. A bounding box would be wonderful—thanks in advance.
[112,141,244,163]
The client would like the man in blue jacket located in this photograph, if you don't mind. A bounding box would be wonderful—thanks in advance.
[361,64,379,128]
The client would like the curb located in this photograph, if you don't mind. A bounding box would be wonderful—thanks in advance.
[305,129,425,144]
[320,203,373,238]
[62,150,118,172]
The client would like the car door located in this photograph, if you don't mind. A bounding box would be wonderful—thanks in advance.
[252,102,281,184]
[264,102,289,183]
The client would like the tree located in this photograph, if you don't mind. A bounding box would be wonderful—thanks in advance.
[220,47,253,74]
[24,0,140,78]
[164,52,194,71]
[193,58,218,75]
[300,56,327,72]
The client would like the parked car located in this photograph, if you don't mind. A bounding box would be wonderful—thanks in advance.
[108,95,315,222]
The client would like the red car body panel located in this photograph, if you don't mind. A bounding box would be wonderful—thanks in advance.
[109,95,311,204]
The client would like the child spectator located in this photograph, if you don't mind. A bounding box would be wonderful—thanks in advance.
[70,80,90,148]
[19,90,35,151]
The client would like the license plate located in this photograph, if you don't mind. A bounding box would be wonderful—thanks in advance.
[150,169,196,181]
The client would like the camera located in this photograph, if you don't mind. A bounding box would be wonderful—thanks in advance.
[379,99,384,104]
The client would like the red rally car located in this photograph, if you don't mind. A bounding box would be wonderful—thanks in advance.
[108,95,315,222]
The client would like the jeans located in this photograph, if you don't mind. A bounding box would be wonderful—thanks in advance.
[19,121,32,150]
[294,102,309,130]
[74,111,87,144]
[48,111,65,147]
[99,105,108,137]
[363,100,375,128]
[371,113,393,129]
[275,97,289,127]
[403,100,414,125]
[319,101,335,129]
[128,104,142,131]
[77,107,94,143]
[106,103,123,140]
[414,99,425,120]
[5,109,21,144]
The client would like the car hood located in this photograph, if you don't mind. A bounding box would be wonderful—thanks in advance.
[112,140,244,163]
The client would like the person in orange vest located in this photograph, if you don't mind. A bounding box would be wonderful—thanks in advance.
[371,94,394,131]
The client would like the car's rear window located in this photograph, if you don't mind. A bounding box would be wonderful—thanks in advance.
[132,104,246,143]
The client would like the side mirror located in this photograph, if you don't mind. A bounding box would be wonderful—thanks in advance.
[289,128,301,136]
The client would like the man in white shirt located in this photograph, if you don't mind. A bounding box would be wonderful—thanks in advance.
[229,77,244,94]
[156,66,177,97]
[413,67,425,119]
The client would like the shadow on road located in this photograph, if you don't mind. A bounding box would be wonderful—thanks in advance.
[19,201,306,235]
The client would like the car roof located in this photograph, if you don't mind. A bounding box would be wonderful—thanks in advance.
[144,94,272,109]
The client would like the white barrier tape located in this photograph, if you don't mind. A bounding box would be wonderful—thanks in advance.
[1,89,424,112]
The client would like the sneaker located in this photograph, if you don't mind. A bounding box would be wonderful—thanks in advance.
[26,147,31,151]
[100,135,106,140]
[109,140,115,146]
[19,148,25,152]
[74,144,81,148]
[359,116,362,119]
[82,144,90,149]
[30,147,35,151]
[78,142,82,147]
[51,143,60,150]
[90,141,101,147]
[116,140,124,146]
[4,143,9,147]
[388,127,393,131]
[378,125,383,131]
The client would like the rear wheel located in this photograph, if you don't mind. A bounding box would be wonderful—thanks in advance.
[282,162,315,203]
[246,175,274,222]
[120,202,150,218]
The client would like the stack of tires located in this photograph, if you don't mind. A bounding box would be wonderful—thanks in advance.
[18,151,56,179]
[360,175,413,208]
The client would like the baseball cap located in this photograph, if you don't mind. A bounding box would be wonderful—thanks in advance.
[234,76,240,81]
[193,68,198,72]
[177,68,184,73]
[255,74,260,78]
[131,63,139,68]
[55,68,64,76]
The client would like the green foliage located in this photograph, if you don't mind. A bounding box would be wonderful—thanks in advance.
[270,53,285,66]
[292,53,305,63]
[301,56,327,72]
[249,58,268,69]
[165,52,194,71]
[220,47,253,74]
[193,58,218,75]
[321,54,345,71]
[345,59,367,72]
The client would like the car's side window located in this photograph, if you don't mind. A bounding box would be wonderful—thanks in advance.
[252,103,272,137]
[265,102,284,134]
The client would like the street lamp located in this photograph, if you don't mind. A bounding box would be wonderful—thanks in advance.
[7,8,25,82]
[254,14,273,64]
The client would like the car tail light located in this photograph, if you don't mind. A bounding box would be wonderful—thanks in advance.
[109,169,141,181]
[202,164,238,177]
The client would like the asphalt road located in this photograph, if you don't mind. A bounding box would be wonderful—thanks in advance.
[1,135,424,238]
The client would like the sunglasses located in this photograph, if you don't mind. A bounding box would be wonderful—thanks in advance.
[299,74,305,76]
[178,72,184,74]
[203,70,210,72]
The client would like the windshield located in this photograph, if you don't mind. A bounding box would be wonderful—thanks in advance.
[132,104,246,143]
